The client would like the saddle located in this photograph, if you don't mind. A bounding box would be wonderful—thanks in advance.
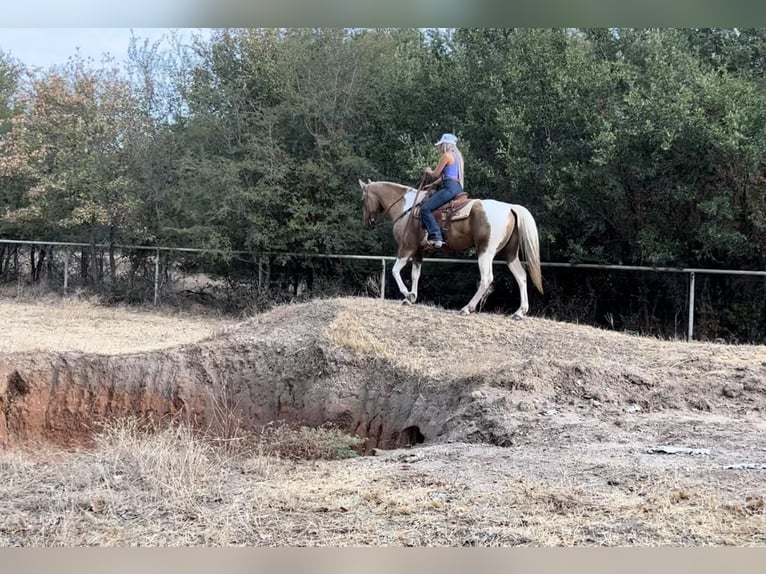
[414,190,478,246]
[434,192,474,226]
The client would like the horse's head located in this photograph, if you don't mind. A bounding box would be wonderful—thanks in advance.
[359,179,381,229]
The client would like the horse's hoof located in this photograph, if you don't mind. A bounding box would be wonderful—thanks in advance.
[407,292,417,304]
[460,306,471,315]
[401,298,412,306]
[512,312,524,321]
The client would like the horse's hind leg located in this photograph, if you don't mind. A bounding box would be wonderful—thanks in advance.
[507,257,529,319]
[461,250,494,314]
[501,226,528,319]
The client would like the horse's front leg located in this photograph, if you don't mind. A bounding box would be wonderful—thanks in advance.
[392,256,416,304]
[407,256,423,304]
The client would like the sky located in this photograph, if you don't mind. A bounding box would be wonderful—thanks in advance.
[0,28,203,70]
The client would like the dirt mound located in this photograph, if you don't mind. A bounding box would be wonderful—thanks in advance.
[2,297,766,451]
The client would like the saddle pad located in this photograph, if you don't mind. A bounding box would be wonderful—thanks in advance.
[413,192,477,221]
[448,199,478,221]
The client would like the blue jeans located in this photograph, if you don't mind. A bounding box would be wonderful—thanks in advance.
[420,179,463,242]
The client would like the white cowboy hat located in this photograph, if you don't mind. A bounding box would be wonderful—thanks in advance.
[434,133,458,146]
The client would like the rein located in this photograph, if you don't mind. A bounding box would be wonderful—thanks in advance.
[392,188,425,225]
[365,179,434,229]
[365,187,406,229]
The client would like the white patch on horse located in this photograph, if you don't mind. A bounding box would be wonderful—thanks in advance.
[480,199,515,252]
[402,188,418,212]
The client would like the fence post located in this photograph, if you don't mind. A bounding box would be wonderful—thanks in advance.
[380,258,386,299]
[687,271,695,342]
[154,248,160,305]
[16,245,22,297]
[63,248,69,294]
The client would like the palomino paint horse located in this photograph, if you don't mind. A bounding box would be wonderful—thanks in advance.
[359,179,543,317]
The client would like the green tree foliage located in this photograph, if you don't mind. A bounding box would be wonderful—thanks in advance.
[3,28,766,339]
[0,52,25,239]
[169,28,440,257]
[0,55,161,283]
[0,52,19,129]
[489,28,766,269]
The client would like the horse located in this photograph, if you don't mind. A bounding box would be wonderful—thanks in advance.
[359,179,543,317]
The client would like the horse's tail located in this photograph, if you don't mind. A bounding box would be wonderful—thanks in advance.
[511,204,543,294]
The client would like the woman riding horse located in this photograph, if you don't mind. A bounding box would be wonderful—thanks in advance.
[359,178,543,316]
[421,133,465,249]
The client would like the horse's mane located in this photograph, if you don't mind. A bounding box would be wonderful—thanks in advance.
[374,181,411,193]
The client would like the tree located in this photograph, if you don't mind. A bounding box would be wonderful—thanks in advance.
[0,55,152,282]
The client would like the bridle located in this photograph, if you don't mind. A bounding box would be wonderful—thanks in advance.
[363,177,433,229]
[363,185,406,229]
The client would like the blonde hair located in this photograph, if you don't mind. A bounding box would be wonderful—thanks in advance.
[439,142,464,188]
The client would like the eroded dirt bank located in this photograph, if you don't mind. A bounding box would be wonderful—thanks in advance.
[2,297,766,452]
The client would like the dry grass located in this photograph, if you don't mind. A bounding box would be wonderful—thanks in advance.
[1,426,764,546]
[2,295,765,546]
[0,296,236,354]
[321,298,766,413]
[322,297,766,377]
[257,421,365,460]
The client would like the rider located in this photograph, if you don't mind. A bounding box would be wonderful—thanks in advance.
[420,133,465,249]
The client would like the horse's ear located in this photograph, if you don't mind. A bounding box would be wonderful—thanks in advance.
[367,179,371,185]
[358,179,367,190]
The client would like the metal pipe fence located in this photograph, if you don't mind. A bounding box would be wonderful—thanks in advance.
[2,238,765,342]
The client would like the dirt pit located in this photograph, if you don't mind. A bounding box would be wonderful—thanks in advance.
[1,295,765,545]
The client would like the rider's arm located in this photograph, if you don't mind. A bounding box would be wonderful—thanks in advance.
[426,153,451,179]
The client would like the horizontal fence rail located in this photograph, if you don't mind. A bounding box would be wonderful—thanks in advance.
[2,238,765,342]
